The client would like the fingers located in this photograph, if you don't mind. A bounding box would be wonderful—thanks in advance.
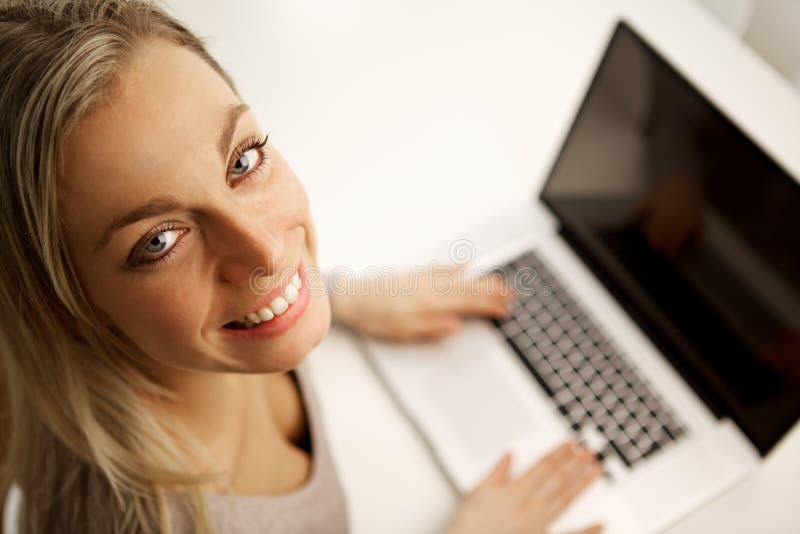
[475,451,513,488]
[429,271,514,318]
[510,440,602,521]
[510,441,574,492]
[449,293,512,319]
[543,452,602,520]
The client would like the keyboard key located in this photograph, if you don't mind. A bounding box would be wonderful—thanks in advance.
[513,332,533,349]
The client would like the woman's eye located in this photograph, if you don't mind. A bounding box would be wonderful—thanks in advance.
[230,147,261,183]
[141,229,182,259]
[128,225,188,268]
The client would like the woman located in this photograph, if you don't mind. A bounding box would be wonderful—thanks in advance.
[0,1,603,532]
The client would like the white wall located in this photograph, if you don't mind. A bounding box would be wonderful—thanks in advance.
[696,0,800,88]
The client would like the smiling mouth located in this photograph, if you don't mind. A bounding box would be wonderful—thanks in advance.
[222,270,303,330]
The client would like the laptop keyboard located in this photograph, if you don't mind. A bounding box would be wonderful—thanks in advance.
[492,250,687,480]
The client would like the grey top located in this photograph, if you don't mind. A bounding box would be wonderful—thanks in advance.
[172,364,350,534]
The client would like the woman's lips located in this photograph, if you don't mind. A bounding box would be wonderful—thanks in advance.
[218,261,310,340]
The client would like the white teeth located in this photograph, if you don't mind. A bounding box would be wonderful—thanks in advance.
[283,283,298,304]
[230,270,301,329]
[269,296,289,315]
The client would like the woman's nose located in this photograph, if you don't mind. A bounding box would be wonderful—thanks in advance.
[214,215,285,288]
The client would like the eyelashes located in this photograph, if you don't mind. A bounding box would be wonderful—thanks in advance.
[229,132,270,186]
[231,132,269,162]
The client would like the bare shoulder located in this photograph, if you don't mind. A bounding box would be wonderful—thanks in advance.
[262,371,309,446]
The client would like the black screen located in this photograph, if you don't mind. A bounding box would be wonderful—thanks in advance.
[541,22,800,456]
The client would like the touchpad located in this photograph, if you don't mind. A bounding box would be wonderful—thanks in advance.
[422,323,539,460]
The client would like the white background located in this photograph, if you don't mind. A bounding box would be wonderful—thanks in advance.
[162,1,800,533]
[698,0,800,86]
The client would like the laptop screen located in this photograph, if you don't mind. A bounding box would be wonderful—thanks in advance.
[540,22,800,456]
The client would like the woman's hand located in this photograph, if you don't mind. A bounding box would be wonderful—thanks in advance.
[444,441,604,534]
[328,264,513,342]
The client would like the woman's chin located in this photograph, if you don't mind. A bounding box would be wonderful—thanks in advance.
[244,291,331,373]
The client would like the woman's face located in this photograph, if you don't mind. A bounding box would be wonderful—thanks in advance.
[60,38,330,378]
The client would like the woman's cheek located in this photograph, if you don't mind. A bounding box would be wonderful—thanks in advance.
[113,283,209,364]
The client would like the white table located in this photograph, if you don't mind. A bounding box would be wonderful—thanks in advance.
[167,1,800,532]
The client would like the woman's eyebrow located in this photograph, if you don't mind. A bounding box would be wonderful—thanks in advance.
[92,103,251,256]
[93,195,182,255]
[218,102,250,161]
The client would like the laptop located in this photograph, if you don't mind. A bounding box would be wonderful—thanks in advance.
[363,20,800,534]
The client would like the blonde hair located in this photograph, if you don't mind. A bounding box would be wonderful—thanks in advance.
[0,1,242,531]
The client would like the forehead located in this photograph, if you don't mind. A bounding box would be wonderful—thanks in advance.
[60,38,239,242]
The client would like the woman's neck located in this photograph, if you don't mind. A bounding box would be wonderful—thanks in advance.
[150,368,281,483]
